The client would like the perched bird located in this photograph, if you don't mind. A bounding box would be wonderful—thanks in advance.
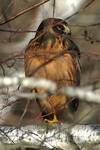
[24,18,80,124]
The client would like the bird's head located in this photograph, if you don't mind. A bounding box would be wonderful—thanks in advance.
[35,18,71,37]
[35,18,80,58]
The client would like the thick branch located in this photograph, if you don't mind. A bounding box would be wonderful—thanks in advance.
[0,124,100,149]
[0,77,100,104]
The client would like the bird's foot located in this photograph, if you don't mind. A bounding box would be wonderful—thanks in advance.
[44,114,59,125]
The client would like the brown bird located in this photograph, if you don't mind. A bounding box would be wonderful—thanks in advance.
[24,18,80,124]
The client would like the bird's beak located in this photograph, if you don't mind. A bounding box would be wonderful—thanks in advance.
[64,26,71,35]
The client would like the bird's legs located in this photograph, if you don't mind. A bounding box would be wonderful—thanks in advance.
[44,95,59,125]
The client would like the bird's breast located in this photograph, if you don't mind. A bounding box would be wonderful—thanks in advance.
[25,34,78,87]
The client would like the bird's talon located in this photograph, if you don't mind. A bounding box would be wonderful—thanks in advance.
[44,114,59,125]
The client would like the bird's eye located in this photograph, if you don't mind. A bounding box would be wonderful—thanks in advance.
[53,25,65,34]
[56,25,65,31]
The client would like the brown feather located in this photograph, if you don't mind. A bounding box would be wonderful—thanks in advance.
[24,18,80,121]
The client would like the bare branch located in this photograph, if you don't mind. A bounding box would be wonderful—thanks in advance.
[0,28,36,33]
[0,0,50,26]
[0,77,100,104]
[83,0,96,9]
[0,124,99,149]
[0,53,24,65]
[53,0,56,17]
[0,77,57,92]
[65,0,96,21]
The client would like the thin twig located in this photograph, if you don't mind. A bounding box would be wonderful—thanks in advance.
[83,0,96,9]
[0,52,24,65]
[0,65,5,76]
[18,100,30,126]
[0,0,50,26]
[65,0,96,20]
[53,0,56,17]
[0,28,36,33]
